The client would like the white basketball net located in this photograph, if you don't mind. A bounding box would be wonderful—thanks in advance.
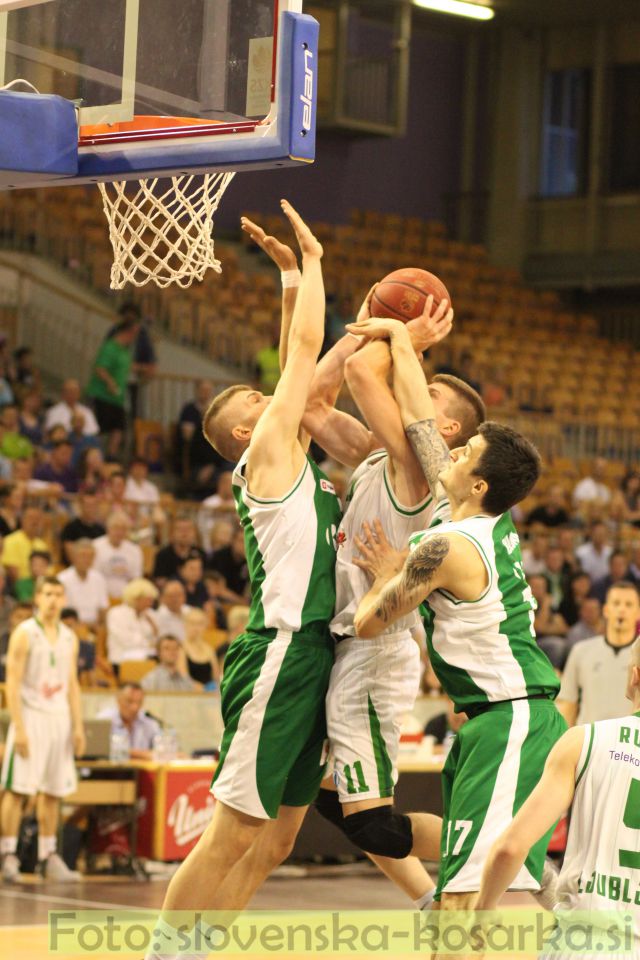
[98,172,236,290]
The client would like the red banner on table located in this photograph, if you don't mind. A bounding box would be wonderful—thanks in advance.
[163,771,215,860]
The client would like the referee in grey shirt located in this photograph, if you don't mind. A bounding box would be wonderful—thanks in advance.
[557,580,639,725]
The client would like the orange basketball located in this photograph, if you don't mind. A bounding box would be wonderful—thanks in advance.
[370,268,452,323]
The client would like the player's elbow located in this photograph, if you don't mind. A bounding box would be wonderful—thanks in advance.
[344,352,367,386]
[492,831,529,866]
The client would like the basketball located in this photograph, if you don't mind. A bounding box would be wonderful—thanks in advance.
[370,268,452,323]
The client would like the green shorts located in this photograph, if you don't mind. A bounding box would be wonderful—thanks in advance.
[436,697,567,898]
[211,627,334,819]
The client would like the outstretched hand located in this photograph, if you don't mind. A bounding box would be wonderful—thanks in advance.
[353,519,408,582]
[240,216,298,271]
[280,199,323,259]
[406,294,453,351]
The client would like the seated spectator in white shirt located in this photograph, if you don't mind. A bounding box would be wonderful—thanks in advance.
[566,596,604,649]
[572,457,612,519]
[151,579,191,643]
[575,521,613,582]
[106,577,159,667]
[93,510,144,599]
[44,378,99,437]
[58,539,109,627]
[520,531,550,578]
[98,682,162,759]
[124,457,161,507]
[141,635,196,692]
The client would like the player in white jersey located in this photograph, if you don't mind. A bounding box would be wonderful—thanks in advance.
[476,637,640,960]
[0,577,85,883]
[349,316,565,914]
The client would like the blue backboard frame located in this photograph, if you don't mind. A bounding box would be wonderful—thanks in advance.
[0,9,318,189]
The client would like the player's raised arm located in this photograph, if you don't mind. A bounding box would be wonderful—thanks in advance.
[347,307,453,494]
[240,215,299,373]
[475,726,584,910]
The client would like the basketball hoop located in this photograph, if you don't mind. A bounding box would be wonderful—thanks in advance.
[98,171,236,290]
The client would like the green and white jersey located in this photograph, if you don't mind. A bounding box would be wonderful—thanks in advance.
[556,714,640,940]
[410,512,560,711]
[330,450,449,638]
[233,451,342,635]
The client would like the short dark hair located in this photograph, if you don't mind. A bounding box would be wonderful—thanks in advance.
[61,607,79,619]
[432,374,486,448]
[605,580,640,601]
[118,301,141,319]
[119,681,143,693]
[35,575,63,592]
[472,421,542,516]
[29,550,51,563]
[158,634,180,646]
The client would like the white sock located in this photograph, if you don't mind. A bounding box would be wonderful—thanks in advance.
[413,888,435,910]
[144,917,203,960]
[0,836,18,856]
[38,835,56,861]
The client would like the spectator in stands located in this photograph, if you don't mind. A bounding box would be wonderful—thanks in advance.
[33,439,78,493]
[218,605,251,671]
[208,518,234,553]
[106,302,157,420]
[526,484,570,528]
[44,378,99,437]
[203,571,231,628]
[59,607,98,685]
[629,541,640,583]
[610,471,640,528]
[179,555,208,609]
[0,483,23,536]
[572,457,612,520]
[12,456,63,498]
[67,410,101,467]
[93,510,143,599]
[529,573,568,669]
[60,490,106,562]
[592,550,632,604]
[543,545,571,610]
[141,635,195,693]
[12,346,39,394]
[424,695,468,748]
[106,577,159,668]
[207,527,249,602]
[103,469,129,514]
[575,520,613,582]
[86,320,137,460]
[98,682,162,759]
[152,580,191,643]
[177,379,232,494]
[152,515,204,587]
[558,571,593,627]
[197,471,236,551]
[76,447,107,492]
[180,607,220,688]
[0,566,16,635]
[124,457,160,509]
[255,334,280,392]
[14,549,50,602]
[557,581,640,725]
[0,602,32,683]
[58,539,109,627]
[566,596,604,649]
[0,405,33,460]
[18,389,44,446]
[1,506,47,583]
[556,526,578,573]
[481,366,510,409]
[0,334,14,403]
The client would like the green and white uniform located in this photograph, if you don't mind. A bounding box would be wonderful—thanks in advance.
[327,451,448,803]
[411,511,565,896]
[211,450,341,819]
[0,617,77,798]
[539,714,640,960]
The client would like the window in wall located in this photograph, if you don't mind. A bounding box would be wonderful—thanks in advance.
[609,64,640,193]
[540,68,590,197]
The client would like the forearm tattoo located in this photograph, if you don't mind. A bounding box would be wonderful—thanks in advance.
[374,535,450,625]
[406,419,451,492]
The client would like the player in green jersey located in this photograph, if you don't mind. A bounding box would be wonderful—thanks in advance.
[348,316,566,914]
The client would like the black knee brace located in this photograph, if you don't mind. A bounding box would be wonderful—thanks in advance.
[314,788,345,831]
[343,806,413,859]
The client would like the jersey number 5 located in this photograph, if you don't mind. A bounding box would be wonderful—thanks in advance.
[620,777,640,869]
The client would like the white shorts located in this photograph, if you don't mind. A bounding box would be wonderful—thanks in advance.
[0,707,77,798]
[326,633,421,804]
